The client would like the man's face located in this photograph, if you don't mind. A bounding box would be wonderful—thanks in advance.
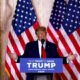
[36,30,46,41]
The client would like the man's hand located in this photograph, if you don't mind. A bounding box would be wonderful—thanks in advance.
[9,53,18,61]
[68,54,77,61]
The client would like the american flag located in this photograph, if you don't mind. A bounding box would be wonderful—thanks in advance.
[6,0,39,79]
[47,0,80,80]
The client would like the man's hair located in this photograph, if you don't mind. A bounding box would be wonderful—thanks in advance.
[35,26,47,34]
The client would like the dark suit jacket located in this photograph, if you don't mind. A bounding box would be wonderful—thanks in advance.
[18,40,67,80]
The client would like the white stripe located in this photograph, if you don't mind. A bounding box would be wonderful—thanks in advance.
[63,66,71,80]
[58,39,69,56]
[47,27,70,79]
[60,27,79,56]
[29,26,37,40]
[47,33,54,43]
[8,39,15,53]
[16,63,26,80]
[48,23,59,41]
[58,38,78,79]
[73,31,80,47]
[48,24,79,79]
[60,27,80,64]
[10,29,24,54]
[21,31,29,44]
[69,62,79,80]
[6,53,19,80]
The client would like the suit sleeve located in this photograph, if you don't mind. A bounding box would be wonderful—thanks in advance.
[17,43,29,63]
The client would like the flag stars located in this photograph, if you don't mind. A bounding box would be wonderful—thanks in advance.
[16,14,19,16]
[18,4,21,7]
[54,14,57,16]
[60,6,62,9]
[68,13,70,16]
[72,15,74,17]
[15,23,17,26]
[23,0,25,3]
[56,27,59,30]
[25,17,27,19]
[66,18,69,21]
[15,19,18,21]
[26,11,28,14]
[21,10,24,13]
[21,15,23,18]
[19,0,21,2]
[27,2,29,4]
[20,20,22,23]
[18,30,21,33]
[71,20,73,22]
[23,26,26,29]
[65,23,68,26]
[34,16,37,19]
[53,22,55,24]
[74,26,77,29]
[60,2,63,5]
[30,7,33,10]
[22,5,25,8]
[74,5,77,8]
[75,21,77,24]
[70,3,72,6]
[57,1,59,4]
[17,9,20,12]
[68,29,71,33]
[58,14,60,17]
[69,8,71,11]
[28,23,31,25]
[33,19,36,22]
[19,25,21,27]
[73,10,76,12]
[70,25,72,27]
[29,13,32,16]
[24,21,27,24]
[26,7,28,9]
[77,11,79,14]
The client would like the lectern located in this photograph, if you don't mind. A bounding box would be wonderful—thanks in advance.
[20,58,63,80]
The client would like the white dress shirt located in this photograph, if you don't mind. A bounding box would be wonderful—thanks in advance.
[38,40,46,58]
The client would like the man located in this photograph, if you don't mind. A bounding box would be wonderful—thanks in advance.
[10,26,75,80]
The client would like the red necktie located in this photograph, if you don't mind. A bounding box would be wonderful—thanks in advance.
[41,45,46,58]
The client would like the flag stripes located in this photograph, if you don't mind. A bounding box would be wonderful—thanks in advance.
[47,23,80,80]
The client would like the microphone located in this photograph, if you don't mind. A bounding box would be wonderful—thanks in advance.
[41,39,45,45]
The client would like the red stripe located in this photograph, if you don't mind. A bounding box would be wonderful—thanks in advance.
[33,21,40,29]
[73,59,80,73]
[47,27,58,44]
[25,29,34,41]
[64,64,77,80]
[58,31,80,72]
[9,32,20,56]
[60,73,67,80]
[5,61,14,80]
[11,60,23,80]
[69,34,80,54]
[57,30,71,53]
[7,47,23,80]
[69,35,80,72]
[57,47,77,80]
[58,31,80,78]
[18,35,26,49]
[77,29,80,36]
[48,27,78,79]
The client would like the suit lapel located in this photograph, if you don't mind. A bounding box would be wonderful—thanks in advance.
[35,41,40,58]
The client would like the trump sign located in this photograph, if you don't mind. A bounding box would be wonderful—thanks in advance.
[20,58,63,73]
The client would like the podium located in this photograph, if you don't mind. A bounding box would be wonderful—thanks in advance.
[20,58,63,80]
